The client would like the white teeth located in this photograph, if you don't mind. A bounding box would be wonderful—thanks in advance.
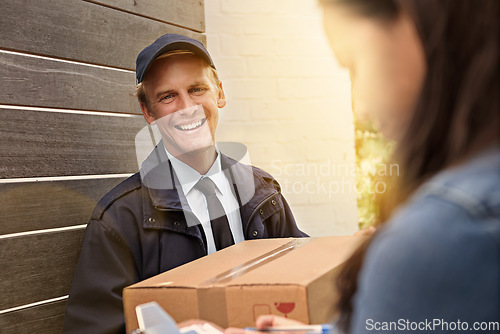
[179,119,203,131]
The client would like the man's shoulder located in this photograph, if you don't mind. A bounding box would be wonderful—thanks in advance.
[250,164,279,186]
[90,173,143,220]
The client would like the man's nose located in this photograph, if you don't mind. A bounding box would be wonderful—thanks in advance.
[176,91,197,112]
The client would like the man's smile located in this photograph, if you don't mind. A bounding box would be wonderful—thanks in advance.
[174,118,206,131]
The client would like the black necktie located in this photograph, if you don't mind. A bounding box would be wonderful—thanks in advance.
[195,177,234,250]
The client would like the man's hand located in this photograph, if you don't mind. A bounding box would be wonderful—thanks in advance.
[224,315,306,333]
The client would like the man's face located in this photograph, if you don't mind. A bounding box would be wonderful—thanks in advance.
[140,55,225,158]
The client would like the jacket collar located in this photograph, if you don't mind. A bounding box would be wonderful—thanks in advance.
[140,142,183,210]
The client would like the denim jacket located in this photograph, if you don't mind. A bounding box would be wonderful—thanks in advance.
[351,146,500,333]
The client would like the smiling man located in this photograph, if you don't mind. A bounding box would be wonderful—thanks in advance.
[62,34,306,334]
[139,49,223,175]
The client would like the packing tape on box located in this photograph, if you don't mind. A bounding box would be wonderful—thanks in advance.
[201,238,313,286]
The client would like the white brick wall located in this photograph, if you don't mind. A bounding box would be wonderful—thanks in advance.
[205,0,359,236]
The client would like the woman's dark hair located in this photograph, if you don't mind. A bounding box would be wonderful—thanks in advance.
[321,0,499,332]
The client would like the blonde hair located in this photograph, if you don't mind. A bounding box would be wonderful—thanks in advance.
[136,50,220,108]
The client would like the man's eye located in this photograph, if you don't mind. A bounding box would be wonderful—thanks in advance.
[160,94,174,103]
[191,87,205,94]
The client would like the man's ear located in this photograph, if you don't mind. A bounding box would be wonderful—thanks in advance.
[140,101,156,125]
[217,82,226,108]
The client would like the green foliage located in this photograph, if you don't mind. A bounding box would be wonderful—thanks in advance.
[354,119,394,229]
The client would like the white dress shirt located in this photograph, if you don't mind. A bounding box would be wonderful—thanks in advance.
[165,148,244,254]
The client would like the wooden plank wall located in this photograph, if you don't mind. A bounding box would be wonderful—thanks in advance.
[0,0,205,332]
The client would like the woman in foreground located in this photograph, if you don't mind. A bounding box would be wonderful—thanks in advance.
[227,0,499,333]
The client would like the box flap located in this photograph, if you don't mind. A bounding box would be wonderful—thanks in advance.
[125,238,297,290]
[224,236,363,286]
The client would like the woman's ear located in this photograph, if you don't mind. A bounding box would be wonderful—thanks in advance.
[140,102,156,125]
[217,82,227,108]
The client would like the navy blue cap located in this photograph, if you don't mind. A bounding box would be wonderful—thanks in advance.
[136,34,215,84]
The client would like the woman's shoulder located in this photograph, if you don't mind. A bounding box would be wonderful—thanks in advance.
[380,146,500,243]
[410,146,500,220]
[361,146,500,295]
[352,150,500,328]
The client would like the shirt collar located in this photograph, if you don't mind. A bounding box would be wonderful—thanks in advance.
[165,147,224,195]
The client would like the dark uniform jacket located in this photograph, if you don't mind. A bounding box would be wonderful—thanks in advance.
[63,143,306,333]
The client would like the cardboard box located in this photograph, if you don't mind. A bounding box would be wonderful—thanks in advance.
[123,236,365,332]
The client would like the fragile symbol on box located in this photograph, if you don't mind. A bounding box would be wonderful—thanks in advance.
[275,302,295,318]
[252,302,296,320]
